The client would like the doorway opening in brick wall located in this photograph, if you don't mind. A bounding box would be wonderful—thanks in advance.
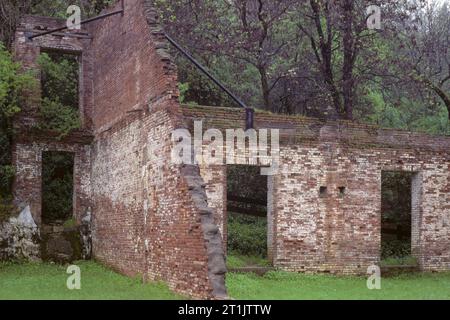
[226,165,272,271]
[381,171,420,269]
[41,151,81,263]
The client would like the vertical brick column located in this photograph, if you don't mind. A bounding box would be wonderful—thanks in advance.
[199,164,227,244]
[411,172,423,264]
[12,144,42,225]
[267,174,277,264]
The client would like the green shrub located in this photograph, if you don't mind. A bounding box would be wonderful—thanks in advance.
[41,152,74,223]
[0,193,14,222]
[178,82,189,103]
[0,42,37,200]
[0,43,36,118]
[37,52,79,109]
[36,52,81,138]
[0,166,14,222]
[0,165,14,197]
[381,239,411,260]
[38,98,81,138]
[63,217,76,228]
[381,256,417,266]
[227,212,267,257]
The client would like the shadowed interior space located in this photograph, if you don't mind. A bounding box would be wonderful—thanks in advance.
[226,165,270,269]
[381,171,417,266]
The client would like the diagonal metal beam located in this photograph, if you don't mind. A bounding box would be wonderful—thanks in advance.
[164,33,254,129]
[27,0,124,41]
[25,0,255,129]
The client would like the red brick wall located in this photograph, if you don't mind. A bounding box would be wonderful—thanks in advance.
[11,0,227,300]
[182,105,450,274]
[13,15,94,131]
[88,0,226,299]
[11,15,94,235]
[12,138,92,227]
[11,13,94,257]
[88,0,177,132]
[199,164,227,246]
[13,0,450,299]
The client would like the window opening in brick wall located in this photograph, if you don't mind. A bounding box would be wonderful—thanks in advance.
[319,186,328,197]
[338,186,346,197]
[40,50,80,110]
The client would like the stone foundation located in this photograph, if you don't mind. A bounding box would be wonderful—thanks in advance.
[0,206,40,261]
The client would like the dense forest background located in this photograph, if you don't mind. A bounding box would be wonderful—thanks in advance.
[155,0,449,134]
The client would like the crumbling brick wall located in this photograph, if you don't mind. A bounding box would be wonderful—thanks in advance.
[87,0,226,299]
[9,0,450,300]
[9,15,94,260]
[12,137,92,226]
[182,105,450,274]
[199,164,227,246]
[12,12,95,225]
[13,15,94,130]
[9,0,226,299]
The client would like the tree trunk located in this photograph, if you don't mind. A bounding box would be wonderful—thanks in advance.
[342,0,355,120]
[423,77,450,120]
[431,85,450,121]
[309,0,342,118]
[258,66,271,111]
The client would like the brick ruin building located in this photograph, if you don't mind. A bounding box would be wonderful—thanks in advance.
[1,0,449,299]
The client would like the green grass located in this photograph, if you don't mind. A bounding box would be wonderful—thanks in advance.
[227,270,450,300]
[62,217,76,228]
[381,256,418,266]
[227,253,270,269]
[0,261,183,300]
[3,260,450,300]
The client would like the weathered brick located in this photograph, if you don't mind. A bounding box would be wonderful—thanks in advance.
[7,0,450,301]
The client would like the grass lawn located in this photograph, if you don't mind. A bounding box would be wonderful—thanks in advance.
[2,260,450,300]
[0,261,183,300]
[380,256,418,266]
[226,252,270,269]
[227,270,450,300]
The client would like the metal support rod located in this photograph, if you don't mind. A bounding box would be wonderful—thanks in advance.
[27,9,124,40]
[164,33,251,112]
[245,108,254,131]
